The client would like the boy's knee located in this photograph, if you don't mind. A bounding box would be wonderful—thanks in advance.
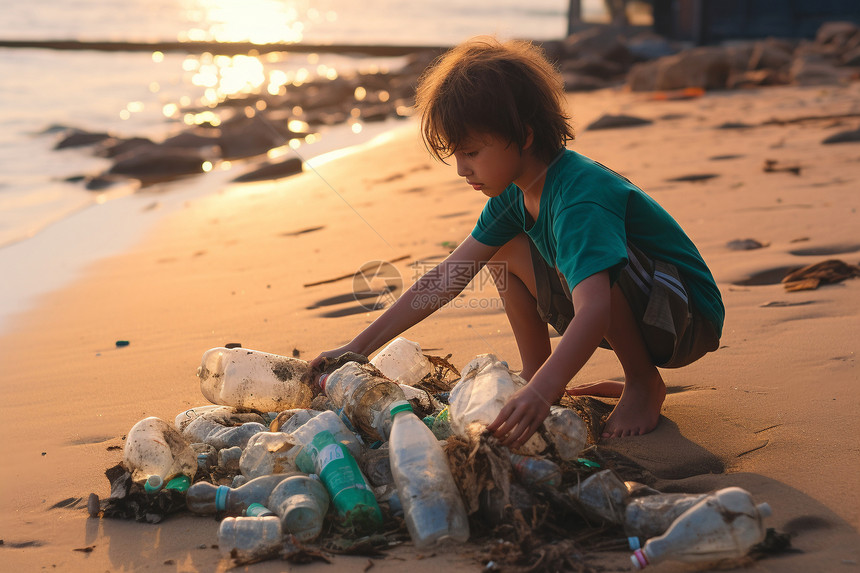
[489,234,536,292]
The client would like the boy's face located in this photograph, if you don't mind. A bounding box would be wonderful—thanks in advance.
[451,132,526,198]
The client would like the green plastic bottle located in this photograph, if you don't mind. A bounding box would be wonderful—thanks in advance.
[296,430,381,531]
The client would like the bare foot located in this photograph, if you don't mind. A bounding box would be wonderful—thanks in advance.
[566,379,625,398]
[601,371,666,438]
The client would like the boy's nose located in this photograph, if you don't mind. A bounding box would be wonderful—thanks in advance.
[456,158,471,178]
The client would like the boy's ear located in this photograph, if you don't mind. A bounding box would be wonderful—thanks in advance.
[523,126,534,151]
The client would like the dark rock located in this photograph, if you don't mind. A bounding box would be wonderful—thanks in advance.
[790,56,844,86]
[108,146,207,182]
[564,27,634,67]
[55,129,111,149]
[586,114,653,131]
[217,115,288,159]
[562,71,611,92]
[84,174,137,191]
[94,137,154,158]
[231,157,303,183]
[161,130,221,150]
[727,239,769,251]
[561,56,626,79]
[748,40,794,71]
[815,21,860,53]
[654,47,734,91]
[842,46,860,66]
[822,128,860,144]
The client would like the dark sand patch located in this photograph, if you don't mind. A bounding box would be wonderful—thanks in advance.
[789,243,860,256]
[280,225,325,237]
[733,266,803,286]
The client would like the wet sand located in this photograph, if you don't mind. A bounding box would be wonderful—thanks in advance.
[1,83,859,571]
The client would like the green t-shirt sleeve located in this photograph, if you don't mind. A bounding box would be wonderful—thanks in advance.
[553,202,628,291]
[470,186,523,246]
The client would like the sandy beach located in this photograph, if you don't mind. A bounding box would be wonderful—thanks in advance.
[2,81,859,571]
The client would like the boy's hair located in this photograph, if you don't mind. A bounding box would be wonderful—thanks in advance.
[415,37,575,164]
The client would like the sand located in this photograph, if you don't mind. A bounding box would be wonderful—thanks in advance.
[2,82,859,572]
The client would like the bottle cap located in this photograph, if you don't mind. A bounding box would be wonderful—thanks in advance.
[389,399,412,418]
[165,475,191,493]
[319,373,329,393]
[631,548,649,570]
[246,503,275,517]
[144,475,163,493]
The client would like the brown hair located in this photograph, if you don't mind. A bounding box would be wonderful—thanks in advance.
[415,37,575,164]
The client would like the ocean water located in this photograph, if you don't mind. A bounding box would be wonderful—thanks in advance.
[0,0,608,332]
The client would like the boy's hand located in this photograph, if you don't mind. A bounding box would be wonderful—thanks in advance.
[486,383,552,449]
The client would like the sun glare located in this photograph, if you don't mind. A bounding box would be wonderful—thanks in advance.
[182,0,306,44]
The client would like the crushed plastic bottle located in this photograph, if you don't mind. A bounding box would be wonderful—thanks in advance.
[174,404,231,432]
[321,361,406,442]
[267,475,330,542]
[624,492,708,538]
[369,337,432,385]
[630,487,772,569]
[510,453,562,488]
[295,430,382,531]
[447,354,547,455]
[566,469,629,525]
[182,417,267,450]
[270,408,321,433]
[218,515,282,562]
[218,446,243,472]
[240,432,301,479]
[186,473,297,515]
[389,400,469,548]
[289,409,363,461]
[197,346,313,411]
[543,405,587,461]
[122,417,197,486]
[359,444,393,487]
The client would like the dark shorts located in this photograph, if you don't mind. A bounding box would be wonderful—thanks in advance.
[529,240,720,368]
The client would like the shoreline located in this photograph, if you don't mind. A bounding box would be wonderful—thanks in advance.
[2,84,859,571]
[0,117,410,336]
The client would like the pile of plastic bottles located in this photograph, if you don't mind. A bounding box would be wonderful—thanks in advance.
[114,337,772,568]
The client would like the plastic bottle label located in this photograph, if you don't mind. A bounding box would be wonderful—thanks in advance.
[317,443,345,468]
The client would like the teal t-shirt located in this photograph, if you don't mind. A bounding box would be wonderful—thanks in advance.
[471,149,724,335]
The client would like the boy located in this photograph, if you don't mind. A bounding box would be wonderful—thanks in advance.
[312,37,723,445]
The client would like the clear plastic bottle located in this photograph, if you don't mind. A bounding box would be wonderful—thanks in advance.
[289,409,363,461]
[631,487,772,569]
[565,469,629,525]
[389,400,469,548]
[294,430,382,531]
[321,361,406,442]
[624,492,708,538]
[218,515,282,562]
[370,337,432,385]
[186,473,297,515]
[267,475,331,542]
[182,417,267,450]
[509,453,562,488]
[239,432,301,479]
[122,417,197,485]
[543,405,588,461]
[197,346,313,411]
[447,354,547,455]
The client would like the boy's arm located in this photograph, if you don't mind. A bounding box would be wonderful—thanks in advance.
[486,270,611,448]
[312,235,500,364]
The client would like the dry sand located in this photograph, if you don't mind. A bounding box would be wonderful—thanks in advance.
[2,82,859,572]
